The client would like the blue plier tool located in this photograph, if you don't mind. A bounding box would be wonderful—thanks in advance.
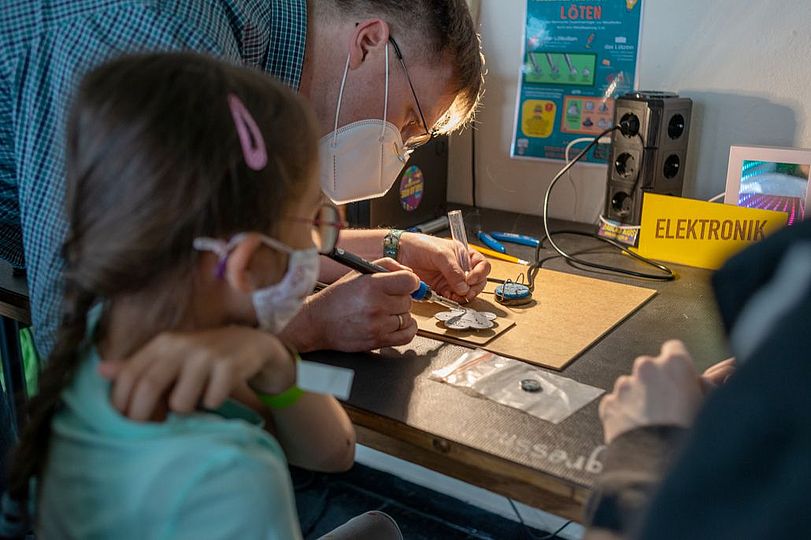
[475,231,541,253]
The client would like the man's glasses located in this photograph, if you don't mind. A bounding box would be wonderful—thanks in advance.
[389,36,436,152]
[289,203,347,255]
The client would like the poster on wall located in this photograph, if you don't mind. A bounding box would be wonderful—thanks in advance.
[511,0,643,163]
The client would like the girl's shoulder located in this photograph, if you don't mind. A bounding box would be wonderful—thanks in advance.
[55,348,286,459]
[42,355,301,538]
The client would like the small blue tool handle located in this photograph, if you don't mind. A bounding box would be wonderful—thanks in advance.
[411,281,430,301]
[490,231,541,248]
[329,247,431,301]
[476,231,507,253]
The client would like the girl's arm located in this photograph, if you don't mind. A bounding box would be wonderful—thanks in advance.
[100,327,356,472]
[233,384,356,472]
[266,394,356,472]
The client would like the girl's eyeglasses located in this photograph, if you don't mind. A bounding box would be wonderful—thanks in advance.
[288,203,347,255]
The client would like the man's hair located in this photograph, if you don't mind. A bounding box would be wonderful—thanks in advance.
[328,0,484,133]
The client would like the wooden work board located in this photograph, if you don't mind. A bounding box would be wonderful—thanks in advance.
[412,259,657,370]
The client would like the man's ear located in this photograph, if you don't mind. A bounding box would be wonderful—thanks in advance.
[224,233,265,294]
[349,18,391,69]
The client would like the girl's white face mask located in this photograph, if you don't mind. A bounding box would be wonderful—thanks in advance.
[194,234,319,334]
[319,43,410,205]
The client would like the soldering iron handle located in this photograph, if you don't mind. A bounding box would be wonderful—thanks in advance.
[329,247,389,274]
[411,281,430,301]
[328,247,431,301]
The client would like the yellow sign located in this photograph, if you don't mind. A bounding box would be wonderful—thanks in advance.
[521,99,556,138]
[636,193,788,269]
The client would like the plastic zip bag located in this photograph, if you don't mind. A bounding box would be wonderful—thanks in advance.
[431,349,603,424]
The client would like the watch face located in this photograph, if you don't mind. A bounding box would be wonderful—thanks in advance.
[384,230,402,258]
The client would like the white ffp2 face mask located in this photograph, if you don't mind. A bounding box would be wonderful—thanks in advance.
[194,234,320,334]
[319,43,410,205]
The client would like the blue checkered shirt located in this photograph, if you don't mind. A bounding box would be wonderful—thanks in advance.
[0,0,307,356]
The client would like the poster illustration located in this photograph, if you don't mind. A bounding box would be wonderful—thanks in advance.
[511,0,643,163]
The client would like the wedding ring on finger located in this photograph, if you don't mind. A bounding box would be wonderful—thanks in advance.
[396,313,407,331]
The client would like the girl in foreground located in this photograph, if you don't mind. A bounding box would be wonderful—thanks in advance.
[8,53,401,539]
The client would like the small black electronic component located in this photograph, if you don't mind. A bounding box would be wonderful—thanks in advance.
[520,379,542,393]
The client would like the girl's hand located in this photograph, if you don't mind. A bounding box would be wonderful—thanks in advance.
[98,326,296,421]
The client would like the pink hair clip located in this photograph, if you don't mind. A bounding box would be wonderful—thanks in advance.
[227,93,268,171]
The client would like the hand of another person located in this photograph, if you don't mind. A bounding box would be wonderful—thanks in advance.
[700,357,736,392]
[98,327,297,421]
[599,340,705,444]
[283,258,420,352]
[398,232,491,303]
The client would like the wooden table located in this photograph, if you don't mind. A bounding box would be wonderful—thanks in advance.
[0,208,728,521]
[307,207,728,522]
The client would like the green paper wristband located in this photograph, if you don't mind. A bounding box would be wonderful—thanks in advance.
[258,385,305,409]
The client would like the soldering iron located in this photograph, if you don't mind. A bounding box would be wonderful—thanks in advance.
[328,247,463,311]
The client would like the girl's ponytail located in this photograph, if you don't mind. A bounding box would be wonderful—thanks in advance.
[8,281,96,501]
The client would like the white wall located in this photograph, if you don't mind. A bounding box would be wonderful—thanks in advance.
[449,0,811,221]
[357,445,584,539]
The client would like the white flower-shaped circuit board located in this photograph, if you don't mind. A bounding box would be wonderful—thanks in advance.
[434,309,498,331]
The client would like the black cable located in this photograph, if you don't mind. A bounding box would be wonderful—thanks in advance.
[541,126,674,281]
[526,254,560,291]
[530,229,673,281]
[541,520,573,540]
[507,497,573,540]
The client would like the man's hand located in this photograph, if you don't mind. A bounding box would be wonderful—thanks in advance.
[599,340,704,444]
[282,258,420,352]
[398,233,491,303]
[98,327,296,421]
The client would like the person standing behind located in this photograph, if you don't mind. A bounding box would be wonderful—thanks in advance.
[586,218,811,539]
[0,0,488,362]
